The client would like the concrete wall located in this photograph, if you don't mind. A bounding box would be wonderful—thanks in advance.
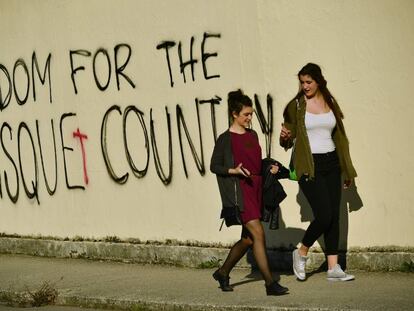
[0,0,413,249]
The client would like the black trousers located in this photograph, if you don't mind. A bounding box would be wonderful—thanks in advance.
[299,150,342,256]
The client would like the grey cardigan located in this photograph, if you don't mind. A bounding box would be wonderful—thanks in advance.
[210,129,259,212]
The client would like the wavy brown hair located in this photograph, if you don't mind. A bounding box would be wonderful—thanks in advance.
[294,63,343,119]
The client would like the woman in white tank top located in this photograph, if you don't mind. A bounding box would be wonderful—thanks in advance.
[280,63,356,282]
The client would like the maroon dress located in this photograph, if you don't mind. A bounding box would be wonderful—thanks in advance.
[230,131,262,224]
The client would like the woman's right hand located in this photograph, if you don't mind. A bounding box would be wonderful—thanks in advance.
[228,163,251,177]
[280,123,291,141]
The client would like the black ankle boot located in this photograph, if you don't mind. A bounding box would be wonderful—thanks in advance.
[265,281,289,296]
[212,269,233,292]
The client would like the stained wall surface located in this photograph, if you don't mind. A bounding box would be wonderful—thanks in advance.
[0,0,413,248]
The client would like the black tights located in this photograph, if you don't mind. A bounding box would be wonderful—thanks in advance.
[219,219,273,285]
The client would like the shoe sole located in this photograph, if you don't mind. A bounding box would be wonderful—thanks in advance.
[327,275,355,282]
[266,289,289,296]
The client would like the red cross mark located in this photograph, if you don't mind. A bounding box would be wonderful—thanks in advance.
[73,128,89,185]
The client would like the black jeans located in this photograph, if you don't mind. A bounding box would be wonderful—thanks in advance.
[299,150,341,256]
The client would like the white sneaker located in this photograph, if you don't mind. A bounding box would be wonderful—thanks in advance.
[327,264,355,281]
[292,249,307,280]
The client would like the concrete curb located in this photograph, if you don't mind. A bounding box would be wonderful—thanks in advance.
[56,295,342,311]
[0,290,352,311]
[0,237,413,271]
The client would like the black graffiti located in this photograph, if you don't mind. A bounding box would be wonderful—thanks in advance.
[93,48,112,91]
[156,41,175,87]
[157,32,221,88]
[101,96,223,184]
[201,32,221,80]
[176,100,205,177]
[0,113,90,203]
[123,105,150,178]
[254,94,274,158]
[60,113,85,190]
[99,93,273,185]
[0,93,275,204]
[100,105,129,184]
[0,52,52,111]
[198,96,221,143]
[150,107,173,185]
[178,36,197,84]
[18,122,39,204]
[36,119,58,195]
[1,123,20,203]
[32,52,52,103]
[69,44,136,94]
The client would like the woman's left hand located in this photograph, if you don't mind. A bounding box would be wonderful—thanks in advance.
[343,179,352,189]
[270,164,279,175]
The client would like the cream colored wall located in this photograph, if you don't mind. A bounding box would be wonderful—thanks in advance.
[0,0,413,248]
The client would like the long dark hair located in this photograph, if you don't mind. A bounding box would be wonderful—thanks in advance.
[295,63,343,118]
[227,89,253,124]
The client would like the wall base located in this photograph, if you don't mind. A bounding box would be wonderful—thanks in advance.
[0,237,413,272]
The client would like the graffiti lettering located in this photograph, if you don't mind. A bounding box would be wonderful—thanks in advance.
[0,38,278,206]
[100,105,129,184]
[178,36,197,84]
[1,123,20,203]
[100,95,225,185]
[198,95,221,143]
[157,32,221,88]
[36,119,58,196]
[72,128,89,185]
[18,122,39,204]
[201,32,221,80]
[123,106,149,179]
[150,107,172,185]
[254,94,274,158]
[0,115,89,204]
[69,44,136,94]
[176,101,205,177]
[60,113,85,190]
[0,52,52,110]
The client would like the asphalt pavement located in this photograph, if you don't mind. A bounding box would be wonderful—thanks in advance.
[0,254,413,310]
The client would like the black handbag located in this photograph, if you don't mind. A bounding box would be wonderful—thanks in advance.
[219,178,242,230]
[220,205,241,227]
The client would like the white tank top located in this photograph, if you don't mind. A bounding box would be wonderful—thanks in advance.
[305,110,336,154]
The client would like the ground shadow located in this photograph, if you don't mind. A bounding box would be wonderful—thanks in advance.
[232,269,286,288]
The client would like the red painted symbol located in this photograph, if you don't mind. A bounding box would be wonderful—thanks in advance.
[73,128,89,185]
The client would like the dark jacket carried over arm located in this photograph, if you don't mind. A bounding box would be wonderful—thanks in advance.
[261,158,289,230]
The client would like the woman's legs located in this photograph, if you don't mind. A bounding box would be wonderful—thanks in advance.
[213,227,252,291]
[219,227,253,276]
[244,219,273,285]
[217,220,273,283]
[325,166,342,269]
[299,173,335,255]
[295,163,343,279]
[293,174,333,280]
[214,221,288,294]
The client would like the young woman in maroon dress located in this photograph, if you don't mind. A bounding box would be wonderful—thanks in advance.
[210,89,289,296]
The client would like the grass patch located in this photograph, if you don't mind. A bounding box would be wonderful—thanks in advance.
[401,261,414,272]
[197,256,222,269]
[0,278,61,307]
[104,236,122,243]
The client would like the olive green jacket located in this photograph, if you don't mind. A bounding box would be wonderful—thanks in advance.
[280,95,357,180]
